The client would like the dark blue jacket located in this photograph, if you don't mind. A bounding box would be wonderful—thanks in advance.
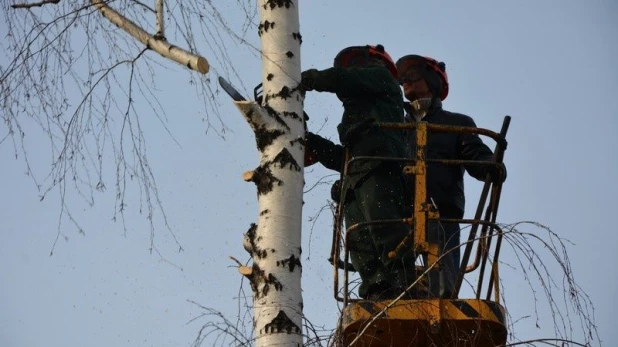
[415,100,494,218]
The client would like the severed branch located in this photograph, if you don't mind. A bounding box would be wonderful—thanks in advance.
[11,0,60,9]
[90,0,209,74]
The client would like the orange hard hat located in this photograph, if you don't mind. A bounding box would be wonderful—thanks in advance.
[334,44,398,79]
[396,55,449,100]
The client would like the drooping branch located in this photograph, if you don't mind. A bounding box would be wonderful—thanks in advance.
[10,0,59,9]
[155,0,165,39]
[90,0,209,74]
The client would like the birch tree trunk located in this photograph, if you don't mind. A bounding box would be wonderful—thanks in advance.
[234,1,304,346]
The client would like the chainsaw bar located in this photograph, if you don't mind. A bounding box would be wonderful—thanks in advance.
[218,76,246,101]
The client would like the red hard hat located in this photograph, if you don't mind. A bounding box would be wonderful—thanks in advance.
[396,55,449,100]
[334,45,398,79]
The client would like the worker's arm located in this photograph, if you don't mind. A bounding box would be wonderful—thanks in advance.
[459,116,507,182]
[306,132,343,172]
[301,65,398,98]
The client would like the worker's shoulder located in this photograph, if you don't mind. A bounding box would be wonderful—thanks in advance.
[438,108,477,127]
[346,65,395,80]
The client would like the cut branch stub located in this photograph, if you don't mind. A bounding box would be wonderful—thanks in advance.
[234,101,290,134]
[238,266,253,277]
[253,166,283,196]
[242,166,283,196]
[243,170,255,182]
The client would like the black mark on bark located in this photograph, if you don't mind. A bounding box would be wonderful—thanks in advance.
[282,111,300,122]
[255,125,285,151]
[263,310,301,334]
[264,0,293,10]
[277,254,302,272]
[251,166,283,196]
[292,32,302,44]
[263,105,290,130]
[248,263,263,295]
[258,20,275,36]
[277,86,293,100]
[290,137,304,147]
[244,223,268,259]
[272,148,301,172]
[267,273,283,291]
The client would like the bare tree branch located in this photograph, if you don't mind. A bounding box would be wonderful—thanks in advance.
[11,0,60,9]
[504,338,589,346]
[130,0,155,13]
[1,0,263,253]
[90,0,209,74]
[155,0,164,39]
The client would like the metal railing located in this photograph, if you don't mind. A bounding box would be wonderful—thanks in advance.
[331,116,511,306]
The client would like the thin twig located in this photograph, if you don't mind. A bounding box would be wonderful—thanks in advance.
[503,338,589,346]
[11,0,60,9]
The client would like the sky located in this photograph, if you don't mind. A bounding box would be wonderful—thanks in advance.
[1,1,617,346]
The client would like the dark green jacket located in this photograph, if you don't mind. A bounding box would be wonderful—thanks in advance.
[304,65,407,188]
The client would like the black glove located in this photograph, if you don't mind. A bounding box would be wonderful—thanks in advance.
[304,132,319,167]
[306,132,338,154]
[487,162,507,183]
[305,132,319,153]
[330,179,342,203]
[299,69,320,92]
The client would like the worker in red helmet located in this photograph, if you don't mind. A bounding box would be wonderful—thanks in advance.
[396,55,507,298]
[301,45,414,301]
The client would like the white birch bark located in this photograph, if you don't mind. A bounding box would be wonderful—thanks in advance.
[234,0,304,346]
[155,0,165,38]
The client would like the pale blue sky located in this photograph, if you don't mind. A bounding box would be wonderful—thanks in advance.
[1,1,616,346]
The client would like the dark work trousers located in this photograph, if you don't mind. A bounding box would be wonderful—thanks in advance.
[343,164,414,299]
[438,221,461,298]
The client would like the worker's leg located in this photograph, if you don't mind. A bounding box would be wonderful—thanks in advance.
[440,222,461,298]
[344,195,388,299]
[354,166,415,296]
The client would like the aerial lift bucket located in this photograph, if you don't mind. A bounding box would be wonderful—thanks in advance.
[332,117,511,347]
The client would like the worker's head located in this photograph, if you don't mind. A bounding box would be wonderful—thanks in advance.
[334,45,398,79]
[396,55,449,102]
